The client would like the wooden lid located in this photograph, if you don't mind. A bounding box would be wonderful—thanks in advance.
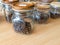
[40,0,53,3]
[50,2,60,8]
[36,4,50,10]
[3,0,18,4]
[12,2,34,10]
[31,1,37,5]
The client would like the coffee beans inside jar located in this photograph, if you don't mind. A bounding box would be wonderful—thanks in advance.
[50,2,60,19]
[32,3,50,23]
[11,2,34,34]
[12,11,33,34]
[2,0,19,23]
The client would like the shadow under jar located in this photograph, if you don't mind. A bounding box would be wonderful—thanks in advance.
[32,3,50,24]
[50,2,60,19]
[2,0,19,23]
[12,2,34,34]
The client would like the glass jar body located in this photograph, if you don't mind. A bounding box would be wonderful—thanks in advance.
[3,3,13,22]
[50,6,60,19]
[12,10,33,34]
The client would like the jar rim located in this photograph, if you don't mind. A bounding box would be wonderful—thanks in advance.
[50,2,60,8]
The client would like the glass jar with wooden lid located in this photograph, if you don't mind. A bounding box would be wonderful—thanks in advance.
[11,2,34,34]
[50,2,60,19]
[12,2,34,18]
[2,0,19,23]
[32,2,50,23]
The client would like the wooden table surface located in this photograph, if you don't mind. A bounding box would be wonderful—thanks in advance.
[0,16,60,45]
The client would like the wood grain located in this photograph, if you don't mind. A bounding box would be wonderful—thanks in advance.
[0,17,60,45]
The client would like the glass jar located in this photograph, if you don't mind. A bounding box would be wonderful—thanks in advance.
[12,2,34,19]
[0,0,5,16]
[12,2,34,34]
[32,3,50,23]
[50,2,60,19]
[2,0,19,23]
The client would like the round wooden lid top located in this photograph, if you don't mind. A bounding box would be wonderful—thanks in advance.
[3,0,18,4]
[50,2,60,8]
[12,2,34,10]
[36,4,50,10]
[40,0,53,3]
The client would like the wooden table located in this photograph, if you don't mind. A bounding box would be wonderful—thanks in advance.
[0,17,60,45]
